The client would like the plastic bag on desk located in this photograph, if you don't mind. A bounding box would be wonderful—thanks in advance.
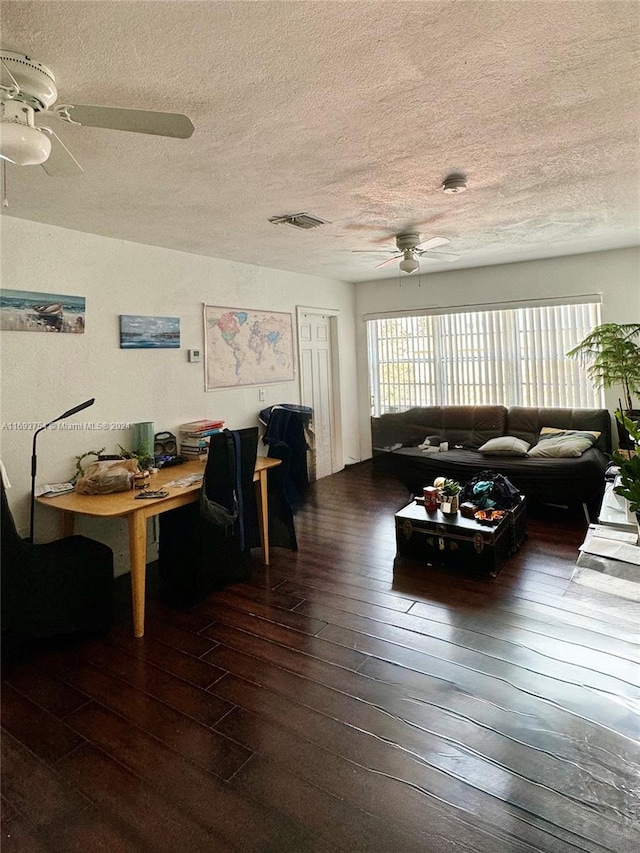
[75,458,138,495]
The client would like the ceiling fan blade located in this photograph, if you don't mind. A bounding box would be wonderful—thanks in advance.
[0,57,20,93]
[415,236,450,250]
[60,104,195,139]
[40,130,83,176]
[375,254,403,269]
[418,250,460,263]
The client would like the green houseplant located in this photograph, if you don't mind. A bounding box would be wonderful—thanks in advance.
[566,323,640,412]
[440,478,462,497]
[440,478,461,514]
[613,412,640,522]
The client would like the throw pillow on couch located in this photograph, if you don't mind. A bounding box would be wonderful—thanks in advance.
[528,428,600,458]
[479,436,531,457]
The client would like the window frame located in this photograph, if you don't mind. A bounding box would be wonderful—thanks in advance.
[366,295,604,416]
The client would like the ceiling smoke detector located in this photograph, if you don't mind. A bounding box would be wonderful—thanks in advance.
[268,212,329,230]
[442,174,467,194]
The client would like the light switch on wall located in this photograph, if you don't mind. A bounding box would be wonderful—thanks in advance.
[258,388,266,402]
[188,349,202,363]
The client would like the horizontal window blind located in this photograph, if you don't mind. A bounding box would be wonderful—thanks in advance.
[367,301,603,415]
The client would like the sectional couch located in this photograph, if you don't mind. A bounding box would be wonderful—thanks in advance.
[371,405,612,516]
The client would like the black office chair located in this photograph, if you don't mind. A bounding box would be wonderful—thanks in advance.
[159,427,261,605]
[1,479,114,642]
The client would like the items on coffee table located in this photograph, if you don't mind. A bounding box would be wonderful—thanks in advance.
[395,496,527,577]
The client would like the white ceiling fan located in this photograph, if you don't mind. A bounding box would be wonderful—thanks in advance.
[0,51,194,176]
[354,232,460,273]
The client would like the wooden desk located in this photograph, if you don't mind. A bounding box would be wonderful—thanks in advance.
[37,457,281,638]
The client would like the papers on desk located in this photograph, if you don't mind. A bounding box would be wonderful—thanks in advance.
[35,482,75,497]
[163,473,204,488]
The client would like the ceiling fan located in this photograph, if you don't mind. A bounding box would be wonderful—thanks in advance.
[0,51,194,176]
[354,233,460,273]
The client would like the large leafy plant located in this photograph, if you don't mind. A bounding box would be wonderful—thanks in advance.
[566,323,640,412]
[613,411,640,514]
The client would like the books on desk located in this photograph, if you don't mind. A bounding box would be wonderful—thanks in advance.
[179,418,225,458]
[180,439,209,459]
[180,419,224,436]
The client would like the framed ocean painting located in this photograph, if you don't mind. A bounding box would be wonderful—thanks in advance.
[0,289,86,333]
[119,315,181,349]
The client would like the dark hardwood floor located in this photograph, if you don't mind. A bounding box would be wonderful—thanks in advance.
[2,461,640,852]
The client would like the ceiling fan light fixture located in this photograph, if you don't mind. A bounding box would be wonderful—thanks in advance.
[399,252,419,273]
[0,102,51,165]
[442,173,467,194]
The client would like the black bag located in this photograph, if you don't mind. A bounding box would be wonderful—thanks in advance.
[199,430,238,531]
[159,428,259,605]
[460,470,521,510]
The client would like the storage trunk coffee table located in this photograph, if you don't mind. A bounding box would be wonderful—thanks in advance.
[395,497,527,577]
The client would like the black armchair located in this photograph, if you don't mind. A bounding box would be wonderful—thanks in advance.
[1,479,114,642]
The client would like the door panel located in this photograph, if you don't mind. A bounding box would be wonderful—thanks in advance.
[298,312,337,480]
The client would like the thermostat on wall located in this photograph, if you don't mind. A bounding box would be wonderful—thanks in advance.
[188,348,202,363]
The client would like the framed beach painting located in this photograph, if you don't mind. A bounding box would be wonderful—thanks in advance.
[120,315,181,349]
[0,289,86,333]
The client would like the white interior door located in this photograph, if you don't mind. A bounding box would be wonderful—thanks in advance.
[297,309,341,480]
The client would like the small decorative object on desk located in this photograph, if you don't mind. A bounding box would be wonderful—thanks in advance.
[133,470,151,489]
[474,509,506,525]
[440,478,461,514]
[132,422,155,460]
[422,485,439,512]
[460,501,479,519]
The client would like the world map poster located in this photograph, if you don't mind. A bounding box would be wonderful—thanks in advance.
[204,305,295,389]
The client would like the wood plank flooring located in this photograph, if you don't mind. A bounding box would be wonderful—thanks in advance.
[2,461,639,852]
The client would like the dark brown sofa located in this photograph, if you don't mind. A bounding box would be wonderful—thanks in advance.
[371,405,612,516]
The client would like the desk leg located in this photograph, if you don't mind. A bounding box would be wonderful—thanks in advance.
[255,470,270,566]
[60,511,75,538]
[128,512,147,638]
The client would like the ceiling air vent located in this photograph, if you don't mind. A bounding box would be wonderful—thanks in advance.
[268,212,329,230]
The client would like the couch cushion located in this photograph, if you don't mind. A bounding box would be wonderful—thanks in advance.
[540,426,601,440]
[480,436,531,456]
[506,407,612,454]
[529,429,598,458]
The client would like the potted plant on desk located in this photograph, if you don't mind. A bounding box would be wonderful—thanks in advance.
[440,479,462,514]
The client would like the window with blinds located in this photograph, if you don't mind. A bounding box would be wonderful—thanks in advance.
[367,301,603,416]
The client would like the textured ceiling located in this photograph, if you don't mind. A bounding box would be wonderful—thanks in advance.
[1,0,639,282]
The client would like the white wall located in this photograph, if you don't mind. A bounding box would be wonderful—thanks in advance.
[0,217,359,574]
[355,247,640,458]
